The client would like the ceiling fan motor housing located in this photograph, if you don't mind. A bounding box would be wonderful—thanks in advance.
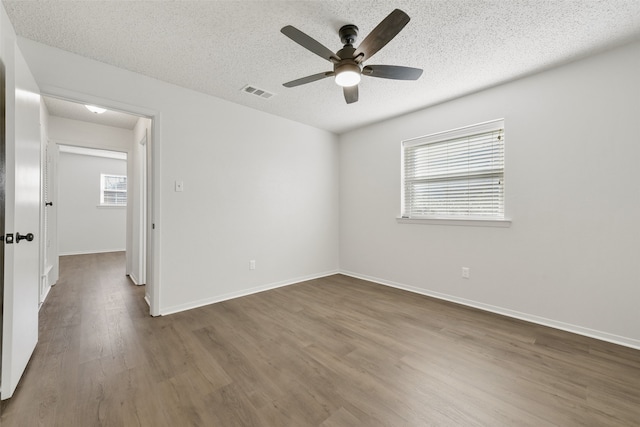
[339,24,359,45]
[335,26,363,79]
[334,45,362,75]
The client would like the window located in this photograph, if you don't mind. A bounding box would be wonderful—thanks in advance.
[402,119,504,220]
[100,174,127,206]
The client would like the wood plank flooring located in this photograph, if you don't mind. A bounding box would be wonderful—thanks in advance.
[1,252,639,426]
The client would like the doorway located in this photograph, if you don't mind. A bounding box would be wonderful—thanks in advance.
[40,95,156,315]
[56,145,128,256]
[0,58,5,416]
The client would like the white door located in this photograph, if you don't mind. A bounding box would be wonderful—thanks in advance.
[1,46,41,399]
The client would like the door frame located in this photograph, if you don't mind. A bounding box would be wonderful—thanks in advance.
[0,58,5,414]
[40,87,161,316]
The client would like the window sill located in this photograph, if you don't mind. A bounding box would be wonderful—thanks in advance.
[97,205,127,208]
[396,217,511,228]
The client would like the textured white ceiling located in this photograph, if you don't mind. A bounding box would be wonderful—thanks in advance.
[5,1,640,134]
[43,96,140,130]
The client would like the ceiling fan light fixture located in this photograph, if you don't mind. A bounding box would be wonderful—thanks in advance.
[281,9,421,103]
[334,64,361,87]
[85,105,106,114]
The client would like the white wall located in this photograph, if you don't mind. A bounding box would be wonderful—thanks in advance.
[48,115,133,152]
[18,38,340,315]
[57,150,127,255]
[339,40,640,348]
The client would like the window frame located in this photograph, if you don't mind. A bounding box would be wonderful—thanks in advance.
[99,173,127,207]
[399,119,510,227]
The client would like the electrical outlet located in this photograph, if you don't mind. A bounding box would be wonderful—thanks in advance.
[462,267,470,279]
[250,260,256,270]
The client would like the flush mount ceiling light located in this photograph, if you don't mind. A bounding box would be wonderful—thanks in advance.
[85,105,106,114]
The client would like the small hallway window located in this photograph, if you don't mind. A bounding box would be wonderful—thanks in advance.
[100,174,127,206]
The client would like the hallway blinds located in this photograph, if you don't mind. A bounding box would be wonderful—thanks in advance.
[100,174,127,206]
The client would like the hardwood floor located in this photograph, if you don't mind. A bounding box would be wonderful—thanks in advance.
[1,252,639,426]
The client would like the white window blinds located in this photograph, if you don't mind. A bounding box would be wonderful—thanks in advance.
[100,174,127,206]
[402,120,504,219]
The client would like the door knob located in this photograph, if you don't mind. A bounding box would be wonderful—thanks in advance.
[16,232,34,243]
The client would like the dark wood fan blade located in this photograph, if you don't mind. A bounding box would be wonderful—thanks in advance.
[283,71,333,88]
[353,9,410,63]
[281,26,340,63]
[343,85,359,104]
[362,65,423,80]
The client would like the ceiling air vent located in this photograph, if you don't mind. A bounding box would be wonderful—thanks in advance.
[241,85,275,99]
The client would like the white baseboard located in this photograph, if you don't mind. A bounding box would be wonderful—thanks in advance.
[59,248,126,256]
[160,270,340,316]
[38,284,52,310]
[340,270,640,351]
[144,294,151,307]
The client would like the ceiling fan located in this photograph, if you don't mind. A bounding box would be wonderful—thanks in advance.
[281,9,423,104]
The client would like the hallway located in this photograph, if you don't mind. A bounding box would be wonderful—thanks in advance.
[0,252,158,425]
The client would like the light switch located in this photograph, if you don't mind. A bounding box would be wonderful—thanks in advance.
[175,180,184,192]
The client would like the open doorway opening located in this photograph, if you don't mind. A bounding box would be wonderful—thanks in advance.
[40,95,154,313]
[56,145,127,255]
